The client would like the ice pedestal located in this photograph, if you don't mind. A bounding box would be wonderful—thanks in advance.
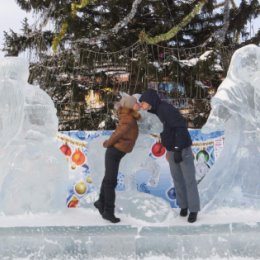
[0,226,137,260]
[137,223,260,259]
[0,223,259,259]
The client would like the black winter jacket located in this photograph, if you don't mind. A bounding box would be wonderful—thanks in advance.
[139,89,192,151]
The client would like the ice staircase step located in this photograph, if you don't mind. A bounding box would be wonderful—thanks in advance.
[0,223,259,259]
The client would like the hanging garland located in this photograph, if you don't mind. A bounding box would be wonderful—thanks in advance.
[139,0,207,45]
[56,133,87,148]
[71,0,96,17]
[72,0,144,45]
[218,0,230,43]
[52,0,96,53]
[111,0,143,34]
[52,22,69,53]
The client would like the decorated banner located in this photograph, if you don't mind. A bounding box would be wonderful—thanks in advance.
[57,130,224,208]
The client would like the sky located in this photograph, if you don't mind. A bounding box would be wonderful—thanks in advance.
[0,0,260,58]
[0,0,34,58]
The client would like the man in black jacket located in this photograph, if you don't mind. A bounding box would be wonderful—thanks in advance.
[139,89,200,223]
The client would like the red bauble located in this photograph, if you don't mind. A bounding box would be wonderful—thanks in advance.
[151,142,166,157]
[67,196,79,208]
[71,149,86,166]
[60,143,72,156]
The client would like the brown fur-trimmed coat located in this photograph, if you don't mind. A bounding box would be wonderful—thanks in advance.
[103,107,141,153]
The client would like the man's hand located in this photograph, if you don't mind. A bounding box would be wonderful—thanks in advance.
[174,150,183,163]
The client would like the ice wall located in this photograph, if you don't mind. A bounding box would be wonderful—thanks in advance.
[200,44,260,211]
[0,57,68,215]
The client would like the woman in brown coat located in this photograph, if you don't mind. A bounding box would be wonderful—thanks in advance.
[94,96,141,223]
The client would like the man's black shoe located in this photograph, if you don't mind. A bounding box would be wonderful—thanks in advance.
[102,211,120,223]
[188,212,198,223]
[180,208,188,217]
[94,200,104,216]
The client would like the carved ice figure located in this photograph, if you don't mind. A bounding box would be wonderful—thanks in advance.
[200,44,260,211]
[0,57,67,215]
[0,58,25,155]
[87,131,172,223]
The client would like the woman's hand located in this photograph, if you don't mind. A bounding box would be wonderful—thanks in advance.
[103,140,109,148]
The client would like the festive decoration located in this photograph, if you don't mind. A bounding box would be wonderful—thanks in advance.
[67,195,79,208]
[57,130,224,209]
[139,0,206,45]
[71,149,86,166]
[151,142,166,157]
[71,0,143,45]
[196,149,209,161]
[74,181,87,195]
[111,0,143,34]
[85,90,105,110]
[71,163,77,170]
[56,134,87,148]
[52,0,96,52]
[51,22,68,53]
[179,107,193,115]
[208,87,216,96]
[86,175,93,183]
[71,0,96,17]
[211,0,230,44]
[59,143,72,156]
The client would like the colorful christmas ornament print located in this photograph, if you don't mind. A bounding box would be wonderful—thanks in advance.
[67,195,79,208]
[151,142,166,157]
[71,149,86,166]
[59,143,72,156]
[74,181,87,195]
[86,175,93,183]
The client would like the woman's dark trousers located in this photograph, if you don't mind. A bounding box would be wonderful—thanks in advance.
[99,147,126,215]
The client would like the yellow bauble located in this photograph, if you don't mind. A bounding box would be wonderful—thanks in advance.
[86,175,93,183]
[75,181,87,195]
[71,163,76,170]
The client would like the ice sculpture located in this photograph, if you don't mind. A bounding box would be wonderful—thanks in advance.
[0,58,25,154]
[87,132,173,222]
[0,57,68,215]
[200,44,260,211]
[132,93,163,134]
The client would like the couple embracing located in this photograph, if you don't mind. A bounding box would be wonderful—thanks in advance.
[94,89,200,224]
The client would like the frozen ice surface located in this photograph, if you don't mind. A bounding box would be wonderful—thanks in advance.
[0,57,68,215]
[0,221,259,259]
[200,44,260,212]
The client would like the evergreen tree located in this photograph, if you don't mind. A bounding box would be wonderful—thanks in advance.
[3,0,259,129]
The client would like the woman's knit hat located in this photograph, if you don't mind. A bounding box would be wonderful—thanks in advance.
[118,96,137,109]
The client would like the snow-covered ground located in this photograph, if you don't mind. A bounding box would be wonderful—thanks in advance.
[0,207,259,228]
